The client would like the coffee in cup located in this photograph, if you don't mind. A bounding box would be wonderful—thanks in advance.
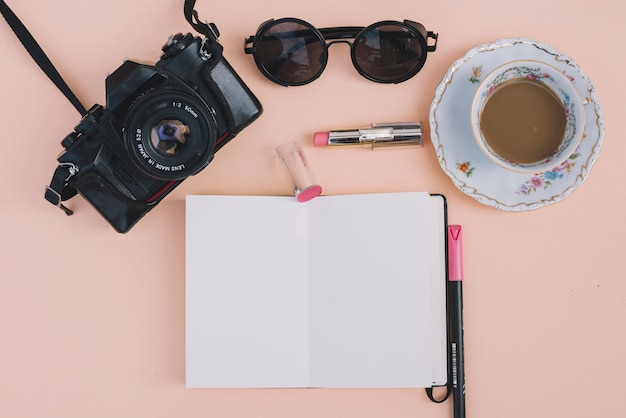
[470,60,584,173]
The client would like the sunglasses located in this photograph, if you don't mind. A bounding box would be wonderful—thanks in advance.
[244,18,438,86]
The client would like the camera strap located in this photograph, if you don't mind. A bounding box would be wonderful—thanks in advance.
[184,0,220,42]
[0,0,85,215]
[0,0,217,115]
[0,1,87,115]
[2,0,220,217]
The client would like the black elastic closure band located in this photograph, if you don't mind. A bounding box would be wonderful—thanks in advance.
[426,384,452,403]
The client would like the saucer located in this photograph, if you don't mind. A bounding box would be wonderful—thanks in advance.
[429,38,605,211]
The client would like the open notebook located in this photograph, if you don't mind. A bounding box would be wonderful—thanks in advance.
[185,192,448,389]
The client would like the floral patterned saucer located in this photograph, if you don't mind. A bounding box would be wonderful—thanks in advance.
[429,38,604,211]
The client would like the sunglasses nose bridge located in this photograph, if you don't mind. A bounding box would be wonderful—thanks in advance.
[326,39,353,48]
[325,39,354,65]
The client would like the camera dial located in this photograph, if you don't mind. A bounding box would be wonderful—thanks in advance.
[161,33,193,60]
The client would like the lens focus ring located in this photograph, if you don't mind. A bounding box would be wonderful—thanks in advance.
[124,88,217,180]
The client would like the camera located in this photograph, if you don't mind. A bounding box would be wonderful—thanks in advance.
[45,30,263,233]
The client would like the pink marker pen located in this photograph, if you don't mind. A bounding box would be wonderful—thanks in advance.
[448,225,466,418]
[313,122,423,149]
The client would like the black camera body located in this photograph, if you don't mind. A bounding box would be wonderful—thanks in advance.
[50,32,262,233]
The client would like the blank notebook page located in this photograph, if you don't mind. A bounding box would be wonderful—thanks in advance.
[186,192,439,388]
[307,192,432,388]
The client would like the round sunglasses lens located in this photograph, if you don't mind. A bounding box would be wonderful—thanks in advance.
[256,20,326,86]
[354,24,424,83]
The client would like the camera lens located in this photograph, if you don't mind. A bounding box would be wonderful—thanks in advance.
[124,88,217,180]
[150,119,190,156]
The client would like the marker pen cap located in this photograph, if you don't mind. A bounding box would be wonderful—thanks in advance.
[275,141,322,202]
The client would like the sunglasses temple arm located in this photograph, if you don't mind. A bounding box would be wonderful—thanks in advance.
[244,36,254,54]
[427,31,438,52]
[403,20,438,53]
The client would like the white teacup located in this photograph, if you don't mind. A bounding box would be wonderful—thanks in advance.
[470,60,584,173]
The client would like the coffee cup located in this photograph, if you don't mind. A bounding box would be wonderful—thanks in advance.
[470,60,584,173]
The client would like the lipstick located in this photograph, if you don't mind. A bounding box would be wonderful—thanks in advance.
[313,122,423,149]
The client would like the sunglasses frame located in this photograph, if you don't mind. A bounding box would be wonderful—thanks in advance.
[244,17,438,86]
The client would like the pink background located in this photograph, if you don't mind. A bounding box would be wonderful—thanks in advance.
[1,0,624,417]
